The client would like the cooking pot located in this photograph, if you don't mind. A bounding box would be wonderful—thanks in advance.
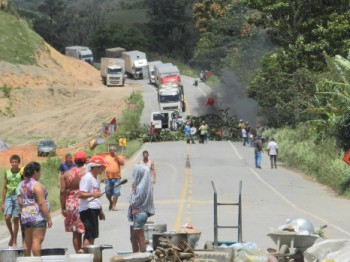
[83,244,113,262]
[0,247,25,262]
[40,248,68,256]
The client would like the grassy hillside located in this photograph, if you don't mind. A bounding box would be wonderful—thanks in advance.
[0,11,43,64]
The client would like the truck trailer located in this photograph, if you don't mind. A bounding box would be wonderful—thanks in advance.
[122,50,147,79]
[148,61,162,85]
[100,58,125,87]
[65,46,93,64]
[154,64,181,87]
[105,47,126,58]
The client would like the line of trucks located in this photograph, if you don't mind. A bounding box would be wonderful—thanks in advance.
[64,45,185,130]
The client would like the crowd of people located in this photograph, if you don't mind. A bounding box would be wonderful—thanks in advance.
[239,119,279,169]
[1,148,156,256]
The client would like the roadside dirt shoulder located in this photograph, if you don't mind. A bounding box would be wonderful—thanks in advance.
[0,43,141,168]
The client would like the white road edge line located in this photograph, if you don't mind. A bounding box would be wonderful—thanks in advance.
[228,141,350,236]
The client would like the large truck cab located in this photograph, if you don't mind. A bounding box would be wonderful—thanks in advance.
[100,57,125,86]
[79,49,93,64]
[158,87,184,112]
[65,46,93,64]
[106,65,124,86]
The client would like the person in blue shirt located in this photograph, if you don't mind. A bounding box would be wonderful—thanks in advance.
[57,153,76,188]
[185,121,195,144]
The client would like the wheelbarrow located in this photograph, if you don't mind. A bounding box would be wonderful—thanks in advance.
[267,232,319,262]
[204,180,242,250]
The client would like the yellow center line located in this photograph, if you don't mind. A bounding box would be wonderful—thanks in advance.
[173,144,192,230]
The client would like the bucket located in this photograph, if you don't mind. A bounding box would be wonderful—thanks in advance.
[16,257,42,262]
[41,248,68,256]
[144,223,167,243]
[41,255,66,261]
[68,254,94,262]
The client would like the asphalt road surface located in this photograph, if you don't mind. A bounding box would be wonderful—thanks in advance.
[2,77,350,261]
[2,141,350,261]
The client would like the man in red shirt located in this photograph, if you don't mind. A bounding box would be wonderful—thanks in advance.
[104,146,125,211]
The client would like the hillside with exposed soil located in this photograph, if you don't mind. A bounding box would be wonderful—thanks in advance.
[0,43,141,168]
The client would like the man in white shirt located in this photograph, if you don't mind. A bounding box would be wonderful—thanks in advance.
[267,138,278,169]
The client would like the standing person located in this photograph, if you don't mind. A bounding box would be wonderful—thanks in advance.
[16,169,26,249]
[60,151,87,253]
[19,162,52,256]
[267,138,278,169]
[254,136,264,169]
[128,164,155,253]
[198,121,208,143]
[185,121,195,144]
[139,150,156,184]
[238,119,244,129]
[79,155,107,246]
[150,124,157,143]
[241,126,248,146]
[245,122,252,146]
[1,154,22,247]
[104,146,125,211]
[58,153,76,188]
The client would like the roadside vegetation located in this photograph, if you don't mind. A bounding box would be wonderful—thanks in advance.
[2,0,350,205]
[0,11,43,64]
[263,127,350,197]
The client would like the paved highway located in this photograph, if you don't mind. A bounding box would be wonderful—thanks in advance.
[2,77,350,261]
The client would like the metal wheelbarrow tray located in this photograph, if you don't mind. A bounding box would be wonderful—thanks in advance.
[268,231,319,252]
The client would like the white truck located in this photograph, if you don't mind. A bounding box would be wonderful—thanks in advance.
[122,50,147,79]
[65,46,93,64]
[100,58,125,87]
[158,83,185,113]
[154,63,173,87]
[148,61,162,85]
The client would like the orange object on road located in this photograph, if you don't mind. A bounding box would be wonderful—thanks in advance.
[342,150,350,166]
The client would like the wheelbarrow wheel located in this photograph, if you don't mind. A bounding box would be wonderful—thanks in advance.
[204,241,214,250]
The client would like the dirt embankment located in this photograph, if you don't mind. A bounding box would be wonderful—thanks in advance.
[0,43,141,168]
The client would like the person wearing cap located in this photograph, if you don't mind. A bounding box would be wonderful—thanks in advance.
[79,155,107,246]
[198,121,208,144]
[60,151,87,253]
[104,146,125,211]
[238,119,244,129]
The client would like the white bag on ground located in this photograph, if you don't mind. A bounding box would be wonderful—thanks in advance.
[304,239,350,262]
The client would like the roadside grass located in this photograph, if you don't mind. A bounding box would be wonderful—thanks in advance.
[0,91,145,225]
[263,126,350,197]
[0,11,43,64]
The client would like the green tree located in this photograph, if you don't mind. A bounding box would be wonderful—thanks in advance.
[306,52,350,148]
[33,0,67,49]
[145,0,198,61]
[90,23,149,58]
[244,0,350,126]
[244,0,350,70]
[192,0,251,72]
